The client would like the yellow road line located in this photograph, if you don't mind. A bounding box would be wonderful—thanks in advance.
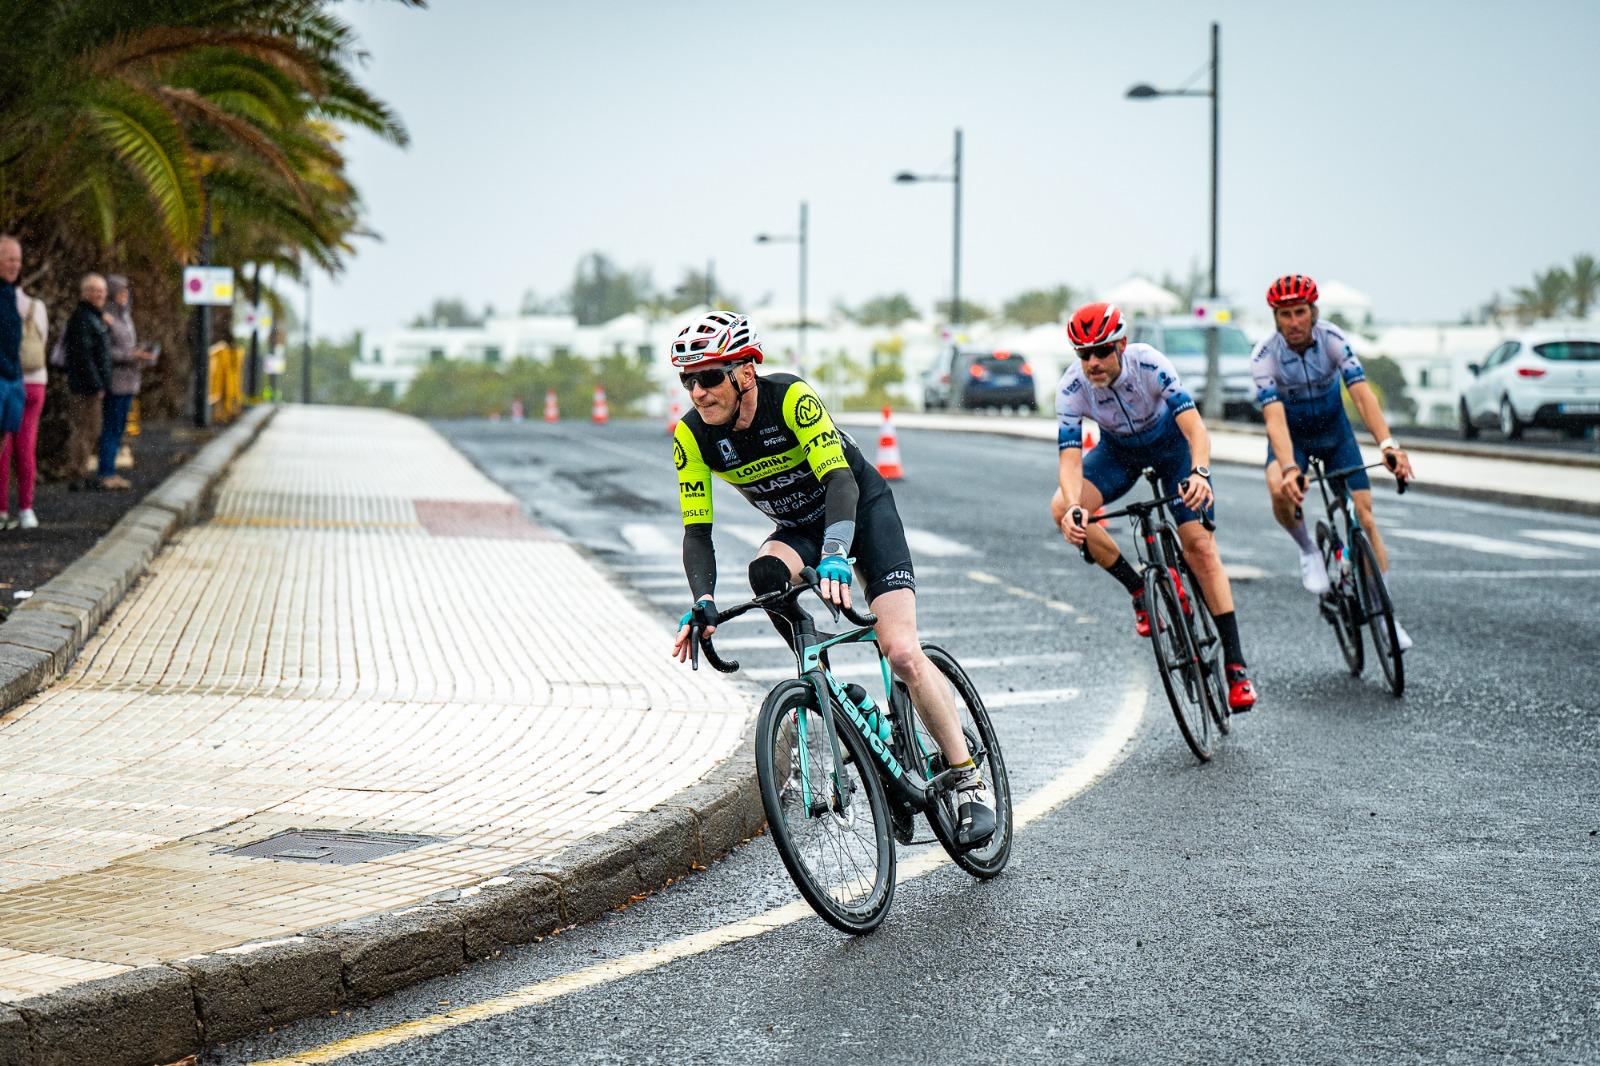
[255,682,1147,1065]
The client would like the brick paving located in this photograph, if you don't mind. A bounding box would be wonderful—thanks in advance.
[0,407,749,1001]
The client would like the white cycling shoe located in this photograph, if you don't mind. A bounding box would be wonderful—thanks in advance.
[1299,550,1331,595]
[1393,619,1414,652]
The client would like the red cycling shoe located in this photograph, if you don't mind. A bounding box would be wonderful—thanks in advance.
[1226,663,1257,712]
[1132,591,1151,638]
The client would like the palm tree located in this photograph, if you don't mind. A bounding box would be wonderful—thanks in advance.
[1511,267,1572,324]
[1568,254,1599,319]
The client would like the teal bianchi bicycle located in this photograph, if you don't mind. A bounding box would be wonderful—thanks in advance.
[687,568,1013,934]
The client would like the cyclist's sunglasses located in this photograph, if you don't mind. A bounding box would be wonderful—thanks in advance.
[1078,343,1119,362]
[679,367,734,391]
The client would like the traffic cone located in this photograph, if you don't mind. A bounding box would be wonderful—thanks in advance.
[876,406,905,480]
[543,389,559,423]
[591,386,610,425]
[667,397,683,435]
[510,398,524,422]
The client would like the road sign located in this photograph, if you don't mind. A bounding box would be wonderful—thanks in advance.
[183,266,235,306]
[1191,302,1233,324]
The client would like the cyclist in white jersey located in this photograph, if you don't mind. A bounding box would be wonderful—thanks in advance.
[1050,302,1257,712]
[1253,274,1414,649]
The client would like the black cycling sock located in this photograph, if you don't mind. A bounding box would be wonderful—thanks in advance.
[1214,611,1245,667]
[1106,556,1143,595]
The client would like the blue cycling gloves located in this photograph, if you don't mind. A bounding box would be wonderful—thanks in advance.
[679,598,718,628]
[816,554,854,586]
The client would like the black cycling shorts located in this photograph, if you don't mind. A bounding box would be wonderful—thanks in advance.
[764,491,916,602]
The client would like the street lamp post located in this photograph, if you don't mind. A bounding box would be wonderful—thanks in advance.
[755,200,809,371]
[1128,22,1223,420]
[895,127,963,327]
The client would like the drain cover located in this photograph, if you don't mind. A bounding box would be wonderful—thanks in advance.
[225,829,443,865]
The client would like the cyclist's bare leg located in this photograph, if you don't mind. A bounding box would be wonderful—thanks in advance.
[870,588,972,766]
[1351,488,1389,572]
[1048,483,1121,567]
[1177,519,1233,614]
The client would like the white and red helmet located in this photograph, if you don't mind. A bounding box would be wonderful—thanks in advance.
[670,311,764,368]
[1067,302,1128,349]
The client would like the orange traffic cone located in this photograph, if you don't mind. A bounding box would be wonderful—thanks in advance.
[543,389,559,423]
[876,406,905,480]
[591,386,610,425]
[667,397,683,435]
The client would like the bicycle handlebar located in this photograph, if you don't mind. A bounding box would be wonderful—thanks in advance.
[687,566,877,673]
[1292,457,1409,521]
[1070,479,1214,564]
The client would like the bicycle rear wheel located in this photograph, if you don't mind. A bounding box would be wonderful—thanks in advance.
[1147,568,1215,762]
[902,644,1013,878]
[1316,521,1364,676]
[1352,532,1404,698]
[754,679,895,934]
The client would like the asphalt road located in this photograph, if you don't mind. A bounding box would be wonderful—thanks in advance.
[215,419,1600,1066]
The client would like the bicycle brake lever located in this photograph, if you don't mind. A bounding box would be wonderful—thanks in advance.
[689,624,701,671]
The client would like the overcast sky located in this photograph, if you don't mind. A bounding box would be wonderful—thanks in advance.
[305,0,1600,337]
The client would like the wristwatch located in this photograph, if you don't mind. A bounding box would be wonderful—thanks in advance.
[821,539,849,557]
[1193,466,1211,480]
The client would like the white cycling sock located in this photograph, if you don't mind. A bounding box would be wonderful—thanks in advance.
[1287,521,1316,553]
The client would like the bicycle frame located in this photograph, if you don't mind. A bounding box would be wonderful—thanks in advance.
[1307,458,1386,624]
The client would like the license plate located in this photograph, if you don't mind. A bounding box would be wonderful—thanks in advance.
[1560,403,1600,413]
[990,375,1017,386]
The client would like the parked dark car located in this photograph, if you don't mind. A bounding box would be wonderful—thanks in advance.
[923,346,1037,412]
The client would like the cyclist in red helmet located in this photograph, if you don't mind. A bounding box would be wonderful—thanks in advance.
[1051,302,1257,712]
[1252,275,1415,649]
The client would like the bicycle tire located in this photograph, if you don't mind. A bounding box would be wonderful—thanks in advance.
[905,644,1013,878]
[1316,520,1364,676]
[754,679,896,934]
[1177,557,1230,734]
[1146,567,1214,762]
[1351,531,1404,698]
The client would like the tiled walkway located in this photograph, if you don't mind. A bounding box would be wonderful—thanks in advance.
[0,407,749,1001]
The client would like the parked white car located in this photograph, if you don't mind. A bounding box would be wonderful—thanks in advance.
[1458,330,1600,439]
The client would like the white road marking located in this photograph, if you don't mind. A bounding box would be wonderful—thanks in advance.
[1225,564,1271,581]
[743,651,1079,682]
[1385,528,1582,560]
[627,576,688,590]
[1407,568,1600,579]
[251,682,1149,1066]
[983,687,1081,708]
[1521,529,1600,551]
[904,529,978,557]
[621,523,676,556]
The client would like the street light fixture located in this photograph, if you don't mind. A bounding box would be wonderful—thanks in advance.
[754,200,808,371]
[1128,22,1224,419]
[894,127,963,327]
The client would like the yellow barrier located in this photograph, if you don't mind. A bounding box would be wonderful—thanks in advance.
[207,341,245,423]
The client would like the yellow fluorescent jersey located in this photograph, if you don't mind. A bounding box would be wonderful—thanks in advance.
[673,373,886,531]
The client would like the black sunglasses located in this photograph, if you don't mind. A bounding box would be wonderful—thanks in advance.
[679,367,735,391]
[1078,344,1118,362]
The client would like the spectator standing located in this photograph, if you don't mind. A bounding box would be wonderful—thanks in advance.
[0,236,47,528]
[0,237,23,524]
[63,273,111,490]
[98,275,151,491]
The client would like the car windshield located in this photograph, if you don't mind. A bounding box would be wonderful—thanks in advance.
[1532,341,1600,362]
[1160,327,1253,356]
[972,355,1029,375]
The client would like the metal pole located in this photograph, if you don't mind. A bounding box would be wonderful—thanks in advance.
[301,267,312,404]
[798,200,808,370]
[1202,23,1222,420]
[192,199,212,428]
[246,262,261,401]
[952,127,963,326]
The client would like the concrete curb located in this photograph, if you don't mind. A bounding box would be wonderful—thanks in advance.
[0,409,770,1066]
[835,412,1600,516]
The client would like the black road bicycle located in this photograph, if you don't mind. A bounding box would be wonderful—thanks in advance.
[1078,468,1230,762]
[1299,456,1408,697]
[686,569,1013,934]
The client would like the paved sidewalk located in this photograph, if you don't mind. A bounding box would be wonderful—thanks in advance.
[0,407,749,1005]
[838,412,1600,513]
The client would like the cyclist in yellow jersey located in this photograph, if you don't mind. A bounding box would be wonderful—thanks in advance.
[667,311,994,846]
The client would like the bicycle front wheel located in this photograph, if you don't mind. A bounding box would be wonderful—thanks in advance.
[1177,559,1230,735]
[1316,521,1363,676]
[1352,532,1404,698]
[904,644,1013,878]
[754,679,895,934]
[1147,568,1215,762]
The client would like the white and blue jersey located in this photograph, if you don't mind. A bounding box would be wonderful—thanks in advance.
[1250,321,1366,431]
[1055,344,1195,451]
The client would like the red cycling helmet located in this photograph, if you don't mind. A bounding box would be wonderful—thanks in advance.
[1067,302,1128,349]
[1266,274,1319,308]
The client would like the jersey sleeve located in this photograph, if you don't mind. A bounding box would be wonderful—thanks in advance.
[781,379,850,481]
[1143,349,1196,418]
[1250,338,1281,407]
[1322,322,1366,388]
[673,421,713,526]
[1055,371,1085,450]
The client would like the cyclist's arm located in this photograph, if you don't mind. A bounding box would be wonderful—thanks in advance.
[1346,379,1393,450]
[1174,407,1211,471]
[1253,341,1299,486]
[785,380,858,551]
[1262,401,1300,486]
[674,423,717,602]
[1055,392,1087,510]
[1056,445,1085,511]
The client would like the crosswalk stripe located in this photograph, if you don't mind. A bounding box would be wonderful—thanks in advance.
[1520,529,1600,551]
[743,651,1078,683]
[1385,528,1582,560]
[621,523,676,555]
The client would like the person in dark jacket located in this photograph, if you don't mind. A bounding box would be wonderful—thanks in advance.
[63,273,111,490]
